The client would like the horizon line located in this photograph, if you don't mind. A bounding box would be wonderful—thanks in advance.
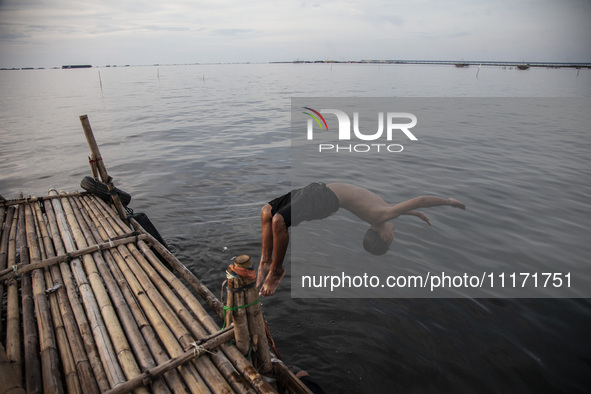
[2,59,591,70]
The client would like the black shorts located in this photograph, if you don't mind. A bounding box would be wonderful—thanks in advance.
[268,182,340,228]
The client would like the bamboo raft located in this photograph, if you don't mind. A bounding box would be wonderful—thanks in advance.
[0,116,313,394]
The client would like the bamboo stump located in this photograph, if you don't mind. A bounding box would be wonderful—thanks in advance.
[226,267,251,356]
[227,255,273,375]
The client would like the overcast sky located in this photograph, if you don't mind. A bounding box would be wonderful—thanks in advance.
[1,0,590,68]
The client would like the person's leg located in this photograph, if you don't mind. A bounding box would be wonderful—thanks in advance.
[257,204,274,288]
[259,213,289,296]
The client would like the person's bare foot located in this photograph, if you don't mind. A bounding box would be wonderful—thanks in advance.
[256,260,272,288]
[449,198,466,210]
[259,267,285,297]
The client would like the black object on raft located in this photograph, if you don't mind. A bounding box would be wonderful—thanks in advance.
[80,176,132,206]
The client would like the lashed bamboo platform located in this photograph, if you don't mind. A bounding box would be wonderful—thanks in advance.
[0,116,312,394]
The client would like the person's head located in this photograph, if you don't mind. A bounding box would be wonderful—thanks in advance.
[362,228,391,255]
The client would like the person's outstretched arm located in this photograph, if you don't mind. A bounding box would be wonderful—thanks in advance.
[382,196,465,223]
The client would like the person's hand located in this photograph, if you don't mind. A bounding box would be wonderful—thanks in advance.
[449,198,466,210]
[414,211,432,226]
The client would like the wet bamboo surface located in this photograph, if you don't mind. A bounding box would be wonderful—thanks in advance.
[0,191,284,394]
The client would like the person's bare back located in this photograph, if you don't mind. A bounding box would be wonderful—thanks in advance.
[326,183,391,225]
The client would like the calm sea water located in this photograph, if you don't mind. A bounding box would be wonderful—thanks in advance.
[1,63,590,392]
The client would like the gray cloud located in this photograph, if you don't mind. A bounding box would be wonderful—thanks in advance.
[212,29,255,36]
[0,0,589,68]
[145,25,191,32]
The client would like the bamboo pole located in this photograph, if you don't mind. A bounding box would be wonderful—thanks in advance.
[79,196,210,394]
[0,205,4,233]
[43,266,81,393]
[24,203,63,393]
[0,206,5,260]
[0,206,15,336]
[18,198,42,394]
[79,115,127,222]
[0,233,148,281]
[225,279,234,329]
[88,156,99,180]
[271,360,314,394]
[70,196,171,394]
[233,255,272,375]
[0,191,86,207]
[42,198,102,394]
[5,208,20,385]
[47,190,111,392]
[0,342,26,394]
